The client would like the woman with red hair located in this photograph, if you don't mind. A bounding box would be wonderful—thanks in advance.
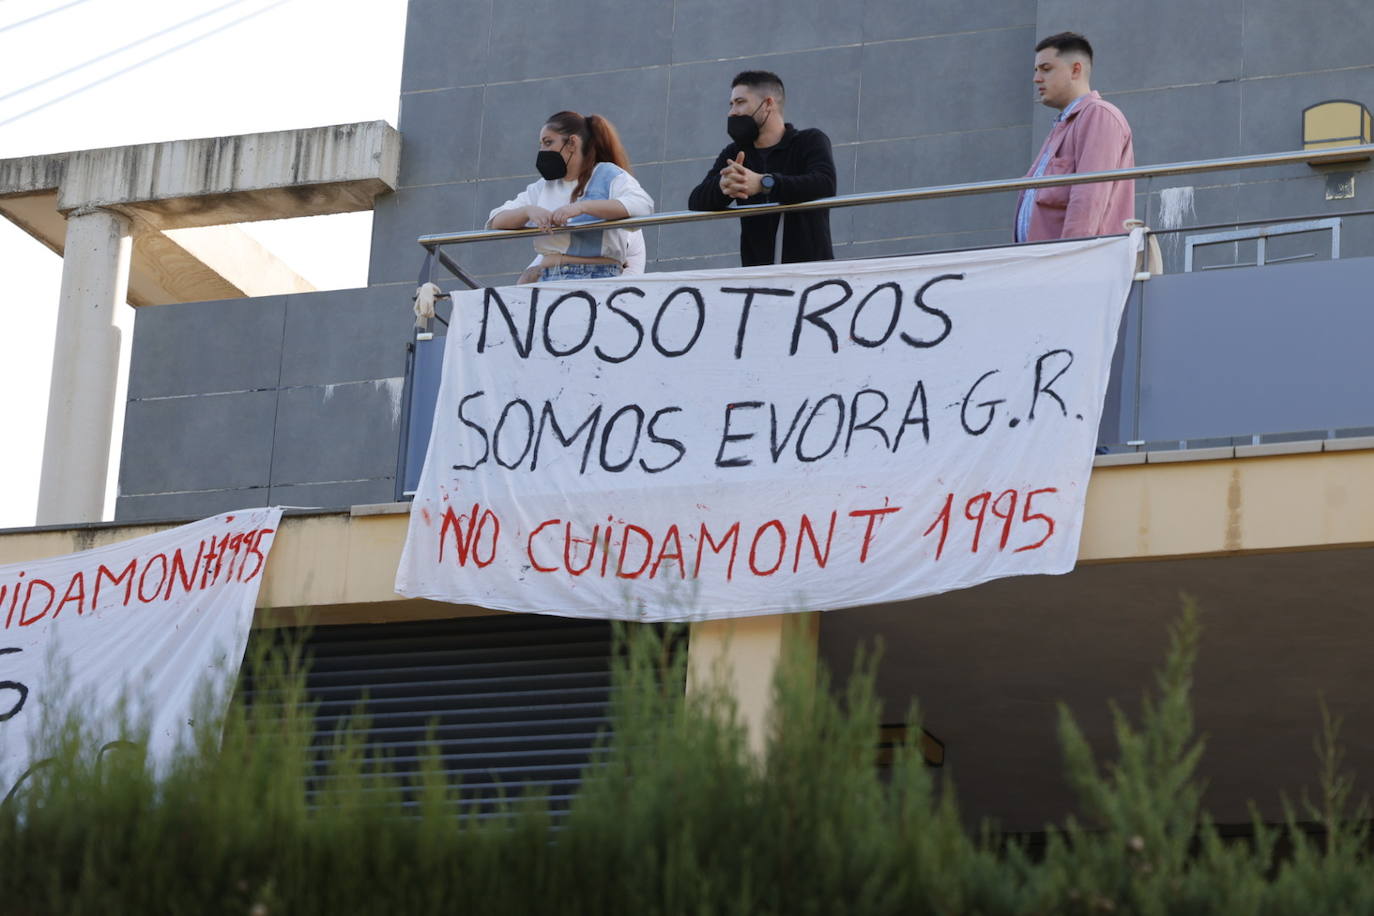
[489,110,653,282]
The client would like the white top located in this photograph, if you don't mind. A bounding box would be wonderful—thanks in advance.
[486,161,653,262]
[623,230,646,274]
[526,229,645,274]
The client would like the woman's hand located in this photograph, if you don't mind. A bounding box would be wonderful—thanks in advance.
[549,202,584,226]
[524,206,555,230]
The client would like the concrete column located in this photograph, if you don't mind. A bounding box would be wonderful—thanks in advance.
[686,612,818,757]
[36,206,132,525]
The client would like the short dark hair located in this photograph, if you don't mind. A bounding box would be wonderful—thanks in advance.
[1035,31,1093,62]
[731,70,786,105]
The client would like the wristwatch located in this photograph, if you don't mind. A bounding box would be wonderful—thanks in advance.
[760,173,776,194]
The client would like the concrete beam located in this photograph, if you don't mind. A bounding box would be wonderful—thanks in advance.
[154,226,316,300]
[0,153,66,197]
[0,192,313,306]
[126,228,266,305]
[0,121,398,304]
[57,121,401,229]
[1080,447,1374,560]
[0,191,64,257]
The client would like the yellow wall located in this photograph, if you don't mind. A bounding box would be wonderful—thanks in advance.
[2,447,1371,622]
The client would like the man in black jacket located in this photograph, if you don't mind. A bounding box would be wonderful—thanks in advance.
[687,70,836,266]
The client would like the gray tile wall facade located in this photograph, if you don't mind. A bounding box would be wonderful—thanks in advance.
[116,286,412,520]
[118,0,1374,518]
[380,0,1374,282]
[1035,0,1374,271]
[373,0,1040,286]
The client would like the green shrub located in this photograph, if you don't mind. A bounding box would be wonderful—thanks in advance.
[0,601,1368,914]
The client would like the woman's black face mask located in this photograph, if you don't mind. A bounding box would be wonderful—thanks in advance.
[536,139,570,180]
[727,100,767,146]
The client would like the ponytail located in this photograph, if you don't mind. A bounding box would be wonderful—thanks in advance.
[544,110,634,200]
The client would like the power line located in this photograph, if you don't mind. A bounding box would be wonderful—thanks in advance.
[0,0,293,129]
[1,0,256,105]
[0,0,94,35]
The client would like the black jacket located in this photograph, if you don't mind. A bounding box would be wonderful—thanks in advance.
[688,124,836,266]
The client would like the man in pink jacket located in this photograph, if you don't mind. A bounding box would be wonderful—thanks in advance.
[1015,32,1135,243]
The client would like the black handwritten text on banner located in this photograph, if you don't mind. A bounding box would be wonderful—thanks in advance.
[397,235,1141,621]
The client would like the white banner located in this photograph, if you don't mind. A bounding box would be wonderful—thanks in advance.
[398,235,1141,621]
[0,508,282,786]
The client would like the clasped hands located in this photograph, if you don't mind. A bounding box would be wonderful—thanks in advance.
[718,151,765,200]
[524,202,586,231]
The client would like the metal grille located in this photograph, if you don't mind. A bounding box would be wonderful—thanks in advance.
[241,614,614,813]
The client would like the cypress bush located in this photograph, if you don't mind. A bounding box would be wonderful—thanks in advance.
[0,599,1368,914]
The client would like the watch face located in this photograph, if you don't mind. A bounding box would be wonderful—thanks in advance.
[762,174,775,189]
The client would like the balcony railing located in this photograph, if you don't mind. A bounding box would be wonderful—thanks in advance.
[396,145,1374,498]
[416,143,1374,273]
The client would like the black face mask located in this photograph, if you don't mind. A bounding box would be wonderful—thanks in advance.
[726,100,766,146]
[536,145,569,180]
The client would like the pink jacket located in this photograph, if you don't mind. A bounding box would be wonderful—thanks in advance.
[1017,91,1135,242]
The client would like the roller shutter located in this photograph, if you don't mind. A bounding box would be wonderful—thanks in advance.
[242,613,614,813]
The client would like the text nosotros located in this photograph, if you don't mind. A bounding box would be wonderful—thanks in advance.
[475,274,965,362]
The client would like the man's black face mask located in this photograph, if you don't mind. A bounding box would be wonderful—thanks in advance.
[726,100,766,146]
[536,141,570,180]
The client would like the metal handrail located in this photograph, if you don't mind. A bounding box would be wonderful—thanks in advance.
[416,144,1374,248]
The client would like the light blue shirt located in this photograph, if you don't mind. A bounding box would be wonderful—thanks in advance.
[1016,95,1086,242]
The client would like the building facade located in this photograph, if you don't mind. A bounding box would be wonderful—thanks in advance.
[3,0,1374,830]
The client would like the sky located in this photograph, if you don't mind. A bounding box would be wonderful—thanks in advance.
[0,0,408,528]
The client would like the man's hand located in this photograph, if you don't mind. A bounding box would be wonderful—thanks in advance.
[719,151,764,200]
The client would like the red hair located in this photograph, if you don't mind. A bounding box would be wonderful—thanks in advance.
[544,110,633,200]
